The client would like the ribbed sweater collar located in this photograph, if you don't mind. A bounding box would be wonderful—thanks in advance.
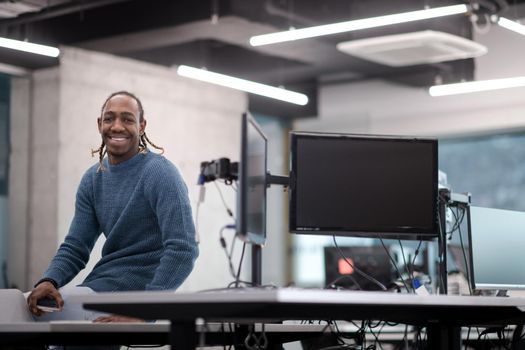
[105,150,149,173]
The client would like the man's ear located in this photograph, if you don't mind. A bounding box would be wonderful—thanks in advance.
[140,119,147,135]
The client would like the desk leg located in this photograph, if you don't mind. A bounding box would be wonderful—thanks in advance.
[427,324,461,350]
[170,320,196,350]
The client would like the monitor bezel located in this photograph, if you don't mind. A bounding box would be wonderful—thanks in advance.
[236,112,268,246]
[289,131,439,241]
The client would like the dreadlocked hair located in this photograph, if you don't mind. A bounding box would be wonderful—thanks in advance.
[92,91,164,172]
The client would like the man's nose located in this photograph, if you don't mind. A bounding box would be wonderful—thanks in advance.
[110,117,125,131]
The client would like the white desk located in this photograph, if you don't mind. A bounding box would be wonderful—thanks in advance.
[73,289,525,350]
[0,321,171,346]
[0,320,363,347]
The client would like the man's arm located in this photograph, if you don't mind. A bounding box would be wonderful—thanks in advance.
[39,170,101,289]
[144,158,199,290]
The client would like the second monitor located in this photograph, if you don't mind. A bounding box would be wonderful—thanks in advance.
[289,132,438,240]
[468,206,525,291]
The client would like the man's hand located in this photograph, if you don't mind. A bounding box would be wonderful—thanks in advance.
[27,281,64,316]
[93,315,145,323]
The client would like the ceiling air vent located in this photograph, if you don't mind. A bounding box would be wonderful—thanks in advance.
[337,30,487,67]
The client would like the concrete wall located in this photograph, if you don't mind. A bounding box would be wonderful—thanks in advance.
[28,68,61,288]
[8,77,31,290]
[9,46,248,291]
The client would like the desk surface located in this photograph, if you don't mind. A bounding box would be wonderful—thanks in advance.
[0,321,355,346]
[0,321,171,346]
[0,321,335,333]
[73,289,525,326]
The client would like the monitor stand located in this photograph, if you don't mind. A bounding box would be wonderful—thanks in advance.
[252,245,262,286]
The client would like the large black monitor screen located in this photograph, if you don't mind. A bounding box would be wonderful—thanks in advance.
[290,132,438,239]
[237,112,267,245]
[468,206,525,290]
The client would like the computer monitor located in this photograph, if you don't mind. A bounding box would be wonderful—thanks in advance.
[236,112,267,245]
[289,132,438,240]
[468,206,525,290]
[324,246,393,290]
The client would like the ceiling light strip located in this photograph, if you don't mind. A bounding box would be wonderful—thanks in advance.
[250,4,469,46]
[498,17,525,36]
[177,65,308,105]
[0,36,59,57]
[429,76,525,96]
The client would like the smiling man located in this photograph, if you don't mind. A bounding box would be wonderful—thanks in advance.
[27,91,199,322]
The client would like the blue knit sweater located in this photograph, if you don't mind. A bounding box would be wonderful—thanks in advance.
[42,150,199,291]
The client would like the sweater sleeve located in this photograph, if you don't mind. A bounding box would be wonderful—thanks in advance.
[41,170,101,288]
[144,158,199,290]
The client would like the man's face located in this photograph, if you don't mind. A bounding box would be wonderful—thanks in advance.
[98,94,146,165]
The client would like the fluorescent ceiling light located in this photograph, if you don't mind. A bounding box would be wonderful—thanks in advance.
[498,17,525,36]
[250,4,469,46]
[177,65,308,105]
[429,76,525,96]
[0,37,59,57]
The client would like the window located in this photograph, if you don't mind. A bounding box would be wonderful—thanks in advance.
[439,132,525,211]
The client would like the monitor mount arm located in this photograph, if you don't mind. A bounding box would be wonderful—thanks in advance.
[199,158,290,188]
[199,158,290,287]
[266,172,289,188]
[437,189,471,294]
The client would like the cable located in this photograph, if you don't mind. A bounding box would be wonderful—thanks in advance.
[226,280,254,288]
[404,324,410,350]
[449,206,466,235]
[228,322,234,350]
[214,181,234,218]
[325,275,362,290]
[220,323,227,350]
[244,323,268,350]
[228,231,237,264]
[465,326,471,350]
[412,326,422,350]
[453,206,473,295]
[411,240,423,275]
[398,240,412,283]
[366,321,386,350]
[379,237,411,293]
[332,236,387,291]
[436,209,447,294]
[194,184,207,244]
[235,242,247,288]
[219,225,238,279]
[194,196,202,244]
